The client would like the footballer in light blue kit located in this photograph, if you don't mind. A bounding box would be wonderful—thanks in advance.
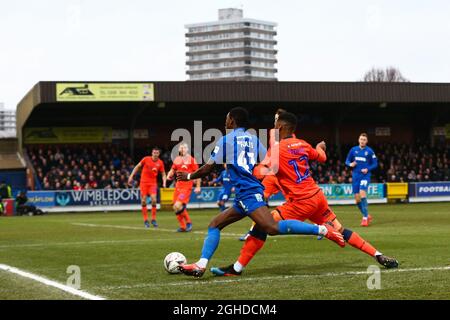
[345,133,378,226]
[175,107,345,278]
[211,165,233,211]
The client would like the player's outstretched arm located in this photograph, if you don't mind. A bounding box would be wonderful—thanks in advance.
[210,175,220,185]
[161,171,167,188]
[345,148,356,167]
[315,141,327,163]
[176,162,215,181]
[167,168,175,181]
[367,150,378,171]
[194,178,202,193]
[128,163,142,185]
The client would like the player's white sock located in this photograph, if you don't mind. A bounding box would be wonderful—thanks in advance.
[375,251,382,256]
[318,225,328,235]
[233,261,243,273]
[196,258,208,269]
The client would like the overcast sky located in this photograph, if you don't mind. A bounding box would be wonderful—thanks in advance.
[1,0,450,109]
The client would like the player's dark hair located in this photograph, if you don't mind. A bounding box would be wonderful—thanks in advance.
[152,146,160,152]
[277,112,297,131]
[229,107,250,128]
[360,133,368,138]
[275,108,287,115]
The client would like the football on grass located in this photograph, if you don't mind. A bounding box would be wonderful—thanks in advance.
[163,252,187,274]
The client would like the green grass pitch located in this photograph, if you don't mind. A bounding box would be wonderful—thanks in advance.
[0,202,449,300]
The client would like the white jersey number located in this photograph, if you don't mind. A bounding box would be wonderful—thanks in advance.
[237,151,256,173]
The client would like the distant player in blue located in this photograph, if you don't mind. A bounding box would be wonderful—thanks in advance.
[176,107,345,277]
[211,165,233,211]
[345,133,378,227]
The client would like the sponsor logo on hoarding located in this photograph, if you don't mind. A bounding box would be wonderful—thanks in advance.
[27,191,56,207]
[54,189,141,207]
[418,186,450,193]
[59,84,94,96]
[320,183,383,199]
[415,182,450,197]
[189,187,234,203]
[199,190,215,202]
[56,83,154,102]
[56,193,71,206]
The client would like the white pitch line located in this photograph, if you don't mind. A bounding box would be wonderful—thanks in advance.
[0,264,106,300]
[97,266,450,291]
[72,222,244,237]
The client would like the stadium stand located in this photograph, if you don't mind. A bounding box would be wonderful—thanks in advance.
[0,139,25,170]
[0,138,27,195]
[11,81,450,193]
[27,145,135,190]
[26,140,449,190]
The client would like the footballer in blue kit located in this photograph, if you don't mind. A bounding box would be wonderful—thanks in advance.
[175,107,346,278]
[210,128,267,216]
[211,165,234,211]
[345,133,378,226]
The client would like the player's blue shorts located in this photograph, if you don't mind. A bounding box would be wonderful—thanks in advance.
[233,191,267,216]
[352,175,371,194]
[217,189,232,202]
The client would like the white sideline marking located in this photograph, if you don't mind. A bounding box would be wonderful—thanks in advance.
[97,266,450,291]
[72,223,243,237]
[0,264,106,300]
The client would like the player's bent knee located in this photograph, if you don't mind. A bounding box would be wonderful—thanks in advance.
[249,227,268,241]
[208,220,220,229]
[261,223,279,236]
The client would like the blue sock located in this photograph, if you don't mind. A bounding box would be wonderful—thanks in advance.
[219,204,226,211]
[357,201,364,215]
[278,220,319,235]
[360,198,369,218]
[200,227,221,260]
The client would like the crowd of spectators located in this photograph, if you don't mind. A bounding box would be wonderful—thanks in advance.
[28,145,135,190]
[27,141,449,191]
[311,141,450,184]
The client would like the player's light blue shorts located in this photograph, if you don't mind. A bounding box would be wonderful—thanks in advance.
[233,191,268,216]
[352,175,371,194]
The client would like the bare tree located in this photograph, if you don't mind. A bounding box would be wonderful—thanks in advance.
[362,67,409,82]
